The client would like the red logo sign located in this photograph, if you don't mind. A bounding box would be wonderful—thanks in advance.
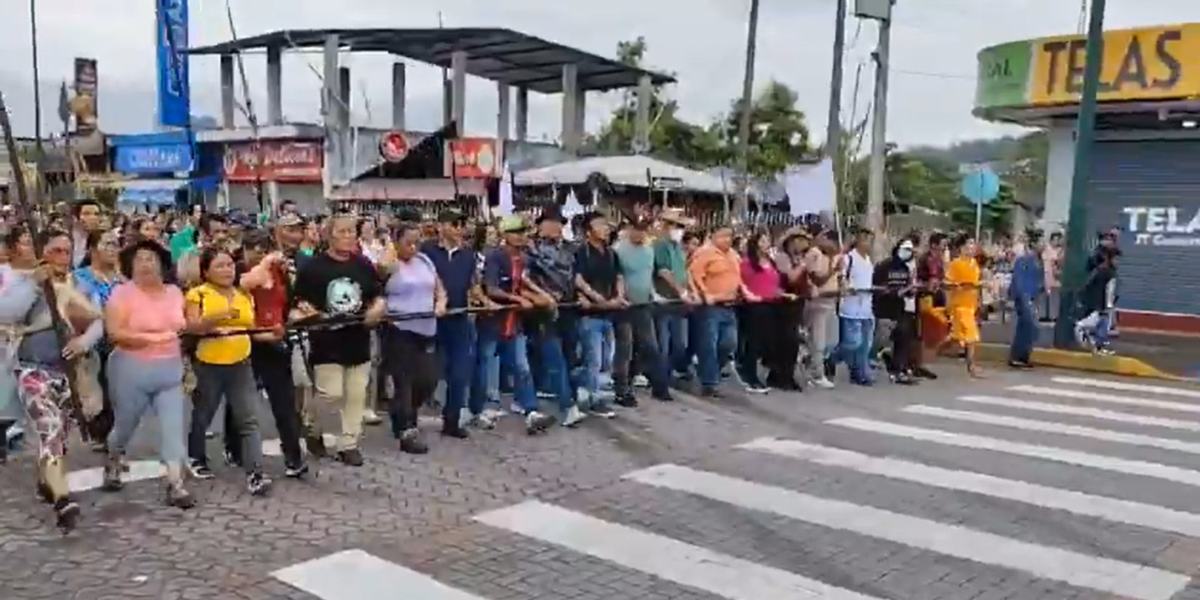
[379,131,410,163]
[446,138,499,179]
[224,141,323,183]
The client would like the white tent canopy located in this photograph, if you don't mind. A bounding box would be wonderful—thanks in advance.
[513,155,730,195]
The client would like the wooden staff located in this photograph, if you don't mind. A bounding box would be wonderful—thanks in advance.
[0,89,88,439]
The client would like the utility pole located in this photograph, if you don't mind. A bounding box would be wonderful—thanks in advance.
[29,0,43,157]
[1054,0,1107,349]
[735,0,761,218]
[825,0,848,156]
[865,1,894,238]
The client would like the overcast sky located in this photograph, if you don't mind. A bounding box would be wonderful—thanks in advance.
[0,0,1193,148]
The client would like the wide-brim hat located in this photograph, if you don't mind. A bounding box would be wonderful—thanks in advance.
[499,215,530,234]
[536,205,568,224]
[659,208,695,227]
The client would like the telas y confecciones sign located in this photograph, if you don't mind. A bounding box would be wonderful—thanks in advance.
[1123,206,1200,246]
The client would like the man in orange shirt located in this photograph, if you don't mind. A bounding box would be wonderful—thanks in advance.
[688,225,758,397]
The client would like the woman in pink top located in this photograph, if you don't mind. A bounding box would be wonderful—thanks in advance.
[102,240,194,508]
[737,231,789,392]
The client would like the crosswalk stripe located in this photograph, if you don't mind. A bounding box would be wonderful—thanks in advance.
[271,549,488,600]
[1051,376,1200,400]
[474,500,883,600]
[905,405,1200,455]
[623,464,1188,600]
[1010,385,1200,414]
[957,395,1200,433]
[738,438,1200,537]
[68,460,164,493]
[828,417,1200,487]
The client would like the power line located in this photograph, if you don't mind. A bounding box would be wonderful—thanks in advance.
[891,68,974,81]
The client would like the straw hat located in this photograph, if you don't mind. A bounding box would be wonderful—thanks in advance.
[659,208,695,227]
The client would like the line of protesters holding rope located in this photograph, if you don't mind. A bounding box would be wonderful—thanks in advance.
[0,198,1000,533]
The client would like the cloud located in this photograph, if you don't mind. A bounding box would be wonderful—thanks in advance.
[1,0,1197,147]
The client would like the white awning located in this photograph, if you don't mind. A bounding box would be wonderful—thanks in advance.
[513,155,732,194]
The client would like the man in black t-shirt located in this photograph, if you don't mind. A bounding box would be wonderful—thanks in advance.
[292,215,385,467]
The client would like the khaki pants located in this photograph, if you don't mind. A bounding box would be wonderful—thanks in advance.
[311,362,370,451]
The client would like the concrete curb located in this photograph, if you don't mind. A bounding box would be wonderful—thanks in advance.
[977,343,1187,381]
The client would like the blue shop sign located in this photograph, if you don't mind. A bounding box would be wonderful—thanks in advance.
[114,143,194,174]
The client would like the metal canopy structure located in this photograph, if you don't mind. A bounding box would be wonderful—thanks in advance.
[188,28,675,94]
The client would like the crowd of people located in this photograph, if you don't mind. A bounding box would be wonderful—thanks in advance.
[0,197,1117,533]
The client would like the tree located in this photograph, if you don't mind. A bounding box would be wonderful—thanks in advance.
[588,38,722,168]
[716,80,812,179]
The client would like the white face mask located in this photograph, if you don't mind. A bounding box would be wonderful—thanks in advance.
[897,248,913,262]
[669,228,684,242]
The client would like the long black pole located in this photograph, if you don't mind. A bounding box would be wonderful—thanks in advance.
[29,0,43,157]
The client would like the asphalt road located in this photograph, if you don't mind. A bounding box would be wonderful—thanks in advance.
[6,364,1200,600]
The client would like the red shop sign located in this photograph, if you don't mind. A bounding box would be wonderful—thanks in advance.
[379,131,410,162]
[445,138,499,178]
[224,141,323,183]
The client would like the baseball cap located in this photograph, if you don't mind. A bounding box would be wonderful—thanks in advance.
[438,209,467,224]
[276,214,304,227]
[499,215,529,233]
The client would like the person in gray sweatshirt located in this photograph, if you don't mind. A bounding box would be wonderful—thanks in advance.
[0,229,104,532]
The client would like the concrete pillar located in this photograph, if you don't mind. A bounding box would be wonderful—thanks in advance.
[391,61,406,130]
[573,90,587,143]
[515,87,529,141]
[450,50,468,130]
[634,74,652,153]
[497,82,511,142]
[266,45,283,125]
[561,64,579,153]
[1043,123,1077,231]
[321,34,339,125]
[220,54,235,129]
[337,67,351,128]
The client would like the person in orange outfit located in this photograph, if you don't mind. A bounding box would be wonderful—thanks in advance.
[943,233,983,377]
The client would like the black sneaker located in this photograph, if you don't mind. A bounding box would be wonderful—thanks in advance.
[188,459,215,480]
[652,391,675,402]
[284,462,309,479]
[246,472,272,496]
[305,435,328,458]
[913,367,938,380]
[743,383,769,395]
[399,429,429,454]
[615,394,639,408]
[823,361,837,379]
[335,448,364,467]
[701,386,723,399]
[440,423,470,440]
[223,449,242,468]
[54,498,81,533]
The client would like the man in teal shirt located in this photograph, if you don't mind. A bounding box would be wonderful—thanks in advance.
[652,209,695,378]
[613,217,671,403]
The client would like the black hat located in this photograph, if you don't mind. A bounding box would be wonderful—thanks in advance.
[536,205,568,224]
[438,209,466,224]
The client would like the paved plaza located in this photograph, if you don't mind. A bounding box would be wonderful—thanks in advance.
[6,367,1200,600]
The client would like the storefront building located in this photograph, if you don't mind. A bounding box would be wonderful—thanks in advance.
[222,138,324,213]
[107,131,219,209]
[976,23,1200,332]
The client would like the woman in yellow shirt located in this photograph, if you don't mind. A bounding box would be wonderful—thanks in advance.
[943,234,983,377]
[184,246,271,496]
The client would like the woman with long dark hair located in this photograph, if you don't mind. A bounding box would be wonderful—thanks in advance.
[737,231,785,393]
[75,231,123,448]
[184,246,271,495]
[103,240,194,508]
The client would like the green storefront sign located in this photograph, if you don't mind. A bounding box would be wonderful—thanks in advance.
[975,41,1032,111]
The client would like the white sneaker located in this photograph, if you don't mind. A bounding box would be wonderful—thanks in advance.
[482,407,506,420]
[812,377,835,389]
[525,411,555,434]
[362,409,383,426]
[469,412,497,430]
[562,405,587,427]
[632,374,650,388]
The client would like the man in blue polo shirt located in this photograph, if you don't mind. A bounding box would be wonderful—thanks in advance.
[420,210,487,437]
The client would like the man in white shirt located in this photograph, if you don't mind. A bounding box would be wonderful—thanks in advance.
[839,228,876,386]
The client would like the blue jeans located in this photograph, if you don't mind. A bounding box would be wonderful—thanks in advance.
[437,316,479,417]
[655,310,689,373]
[579,317,614,409]
[1009,295,1037,363]
[697,306,738,388]
[536,330,575,413]
[473,328,536,414]
[839,317,875,382]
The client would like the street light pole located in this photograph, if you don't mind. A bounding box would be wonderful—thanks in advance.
[1053,0,1107,348]
[865,5,893,239]
[825,0,848,157]
[735,0,760,218]
[29,0,43,157]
